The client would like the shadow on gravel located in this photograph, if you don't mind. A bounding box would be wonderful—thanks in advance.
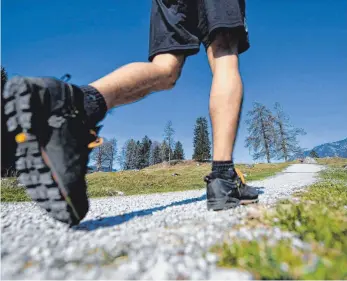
[257,188,265,194]
[74,194,207,231]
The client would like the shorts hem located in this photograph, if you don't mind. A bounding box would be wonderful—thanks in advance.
[148,45,200,61]
[203,22,250,54]
[208,21,245,36]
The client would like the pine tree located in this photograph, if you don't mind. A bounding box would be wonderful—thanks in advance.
[245,103,275,163]
[105,138,117,171]
[124,139,139,170]
[150,141,162,165]
[173,141,185,160]
[160,140,171,162]
[137,136,152,169]
[135,140,142,169]
[164,121,175,162]
[273,102,306,161]
[192,117,211,161]
[309,150,319,158]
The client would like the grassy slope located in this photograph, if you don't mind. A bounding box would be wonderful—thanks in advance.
[1,161,289,202]
[212,157,347,280]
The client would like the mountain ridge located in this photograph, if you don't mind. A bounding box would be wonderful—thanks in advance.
[298,138,347,158]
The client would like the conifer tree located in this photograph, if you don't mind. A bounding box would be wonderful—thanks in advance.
[192,117,211,161]
[173,141,185,160]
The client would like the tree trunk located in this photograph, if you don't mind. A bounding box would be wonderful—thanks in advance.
[279,122,288,162]
[260,115,271,163]
[109,150,113,171]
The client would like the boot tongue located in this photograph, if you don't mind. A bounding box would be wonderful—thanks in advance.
[224,168,245,185]
[226,168,237,178]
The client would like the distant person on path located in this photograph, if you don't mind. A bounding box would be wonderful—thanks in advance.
[4,0,258,225]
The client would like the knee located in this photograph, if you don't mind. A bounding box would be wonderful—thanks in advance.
[152,55,184,89]
[165,66,181,89]
[159,63,182,89]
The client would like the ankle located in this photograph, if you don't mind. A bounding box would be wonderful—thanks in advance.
[212,160,234,173]
[80,85,107,127]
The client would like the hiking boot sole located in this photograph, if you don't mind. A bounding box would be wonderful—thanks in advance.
[207,197,259,211]
[240,198,259,205]
[207,197,240,211]
[4,77,84,226]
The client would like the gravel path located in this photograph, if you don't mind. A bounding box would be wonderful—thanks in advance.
[1,164,324,280]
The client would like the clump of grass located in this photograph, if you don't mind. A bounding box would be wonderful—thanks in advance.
[0,178,29,202]
[297,170,347,211]
[213,238,347,280]
[213,239,319,280]
[211,165,347,280]
[270,203,347,253]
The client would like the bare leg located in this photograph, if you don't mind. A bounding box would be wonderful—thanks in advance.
[90,54,185,109]
[207,32,243,161]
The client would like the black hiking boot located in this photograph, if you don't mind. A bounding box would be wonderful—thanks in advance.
[205,168,259,211]
[3,77,103,226]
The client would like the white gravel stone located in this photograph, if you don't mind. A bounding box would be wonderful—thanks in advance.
[1,164,323,280]
[209,268,253,280]
[206,252,218,264]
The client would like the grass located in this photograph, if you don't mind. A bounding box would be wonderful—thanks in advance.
[0,178,30,202]
[315,156,347,168]
[212,239,320,280]
[211,157,347,280]
[1,161,290,202]
[86,162,289,198]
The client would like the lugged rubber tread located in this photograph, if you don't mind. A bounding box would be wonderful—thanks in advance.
[3,77,79,226]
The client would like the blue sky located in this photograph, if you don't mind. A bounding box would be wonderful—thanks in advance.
[2,0,347,164]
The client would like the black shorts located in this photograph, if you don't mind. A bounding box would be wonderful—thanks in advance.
[148,0,250,61]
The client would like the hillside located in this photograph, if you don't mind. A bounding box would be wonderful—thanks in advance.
[302,138,347,158]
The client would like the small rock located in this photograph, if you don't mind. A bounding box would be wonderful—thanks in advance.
[176,263,186,274]
[184,255,195,268]
[46,268,66,279]
[280,262,289,272]
[209,268,253,280]
[292,238,305,249]
[247,207,262,219]
[206,253,218,264]
[145,257,172,280]
[273,217,280,223]
[197,258,207,269]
